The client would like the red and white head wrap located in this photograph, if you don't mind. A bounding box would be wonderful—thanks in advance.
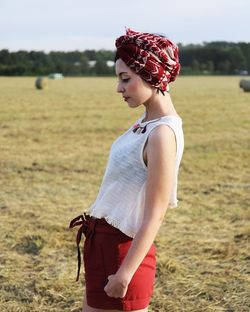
[115,28,180,92]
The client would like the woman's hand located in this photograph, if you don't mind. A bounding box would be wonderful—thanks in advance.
[104,273,129,298]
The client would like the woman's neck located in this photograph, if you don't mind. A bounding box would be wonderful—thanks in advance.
[142,93,178,122]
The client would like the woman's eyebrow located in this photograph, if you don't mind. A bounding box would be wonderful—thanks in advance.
[118,72,128,77]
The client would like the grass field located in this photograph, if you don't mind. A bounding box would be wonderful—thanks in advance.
[0,76,249,312]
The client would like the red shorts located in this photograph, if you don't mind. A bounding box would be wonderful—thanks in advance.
[69,215,156,311]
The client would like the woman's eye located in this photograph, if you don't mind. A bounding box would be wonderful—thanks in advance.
[122,78,130,83]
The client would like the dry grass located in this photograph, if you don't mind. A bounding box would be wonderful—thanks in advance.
[0,76,249,312]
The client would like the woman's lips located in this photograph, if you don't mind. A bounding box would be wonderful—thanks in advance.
[123,96,129,101]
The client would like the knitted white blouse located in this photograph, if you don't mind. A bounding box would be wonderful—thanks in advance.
[89,112,184,238]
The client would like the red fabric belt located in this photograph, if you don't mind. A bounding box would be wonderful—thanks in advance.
[69,213,92,281]
[69,214,123,281]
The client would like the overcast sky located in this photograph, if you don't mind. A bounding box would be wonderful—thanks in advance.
[0,0,249,52]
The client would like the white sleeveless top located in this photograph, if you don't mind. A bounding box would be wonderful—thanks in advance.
[89,112,184,238]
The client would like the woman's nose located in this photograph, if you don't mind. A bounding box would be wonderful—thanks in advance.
[117,82,124,93]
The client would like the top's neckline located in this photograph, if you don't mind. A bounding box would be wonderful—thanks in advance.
[139,113,182,124]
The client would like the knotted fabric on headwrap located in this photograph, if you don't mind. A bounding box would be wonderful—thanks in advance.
[115,28,180,92]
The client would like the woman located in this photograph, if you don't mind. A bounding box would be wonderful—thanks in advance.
[69,28,184,312]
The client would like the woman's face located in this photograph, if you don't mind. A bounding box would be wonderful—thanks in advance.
[115,58,155,108]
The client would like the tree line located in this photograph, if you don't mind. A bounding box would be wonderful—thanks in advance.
[0,41,249,76]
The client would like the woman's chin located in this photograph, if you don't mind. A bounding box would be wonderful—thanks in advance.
[126,100,140,108]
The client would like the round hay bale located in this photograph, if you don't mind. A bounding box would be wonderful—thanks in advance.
[35,77,47,90]
[239,79,250,92]
[239,79,246,88]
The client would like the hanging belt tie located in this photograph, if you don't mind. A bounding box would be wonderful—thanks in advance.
[69,213,94,281]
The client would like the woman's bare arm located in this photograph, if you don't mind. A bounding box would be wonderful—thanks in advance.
[104,125,176,298]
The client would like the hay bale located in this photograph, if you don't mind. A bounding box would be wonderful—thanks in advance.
[35,77,47,90]
[239,79,250,92]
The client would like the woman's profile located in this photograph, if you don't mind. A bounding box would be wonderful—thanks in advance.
[70,27,184,312]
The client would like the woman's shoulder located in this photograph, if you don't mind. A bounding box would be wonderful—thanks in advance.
[147,124,176,148]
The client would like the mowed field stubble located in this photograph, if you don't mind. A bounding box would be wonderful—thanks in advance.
[0,76,249,312]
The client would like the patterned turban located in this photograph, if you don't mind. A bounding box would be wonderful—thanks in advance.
[115,28,180,92]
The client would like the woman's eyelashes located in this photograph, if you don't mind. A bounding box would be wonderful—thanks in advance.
[118,75,130,83]
[122,78,130,83]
